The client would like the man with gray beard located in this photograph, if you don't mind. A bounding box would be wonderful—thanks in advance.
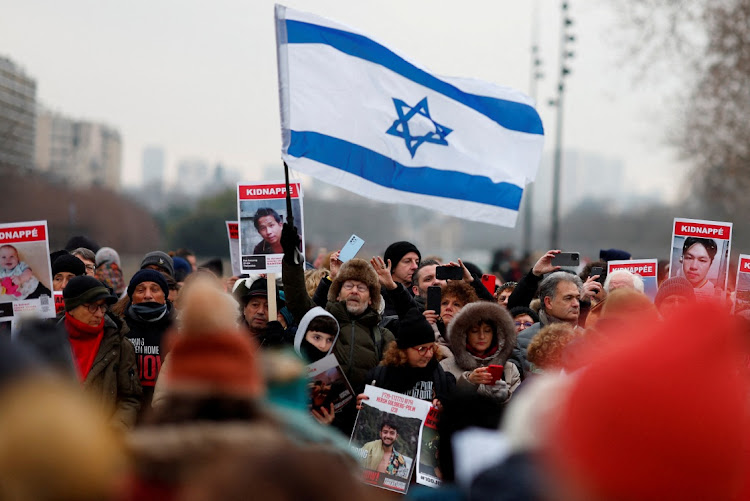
[281,225,395,393]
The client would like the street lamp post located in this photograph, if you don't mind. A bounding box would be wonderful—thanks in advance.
[550,1,575,249]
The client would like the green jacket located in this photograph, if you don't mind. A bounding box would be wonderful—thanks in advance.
[283,261,395,390]
[61,314,143,430]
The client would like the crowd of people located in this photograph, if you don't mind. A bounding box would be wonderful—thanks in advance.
[1,224,750,501]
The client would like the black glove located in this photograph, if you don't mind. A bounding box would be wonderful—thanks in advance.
[263,320,288,347]
[281,223,301,263]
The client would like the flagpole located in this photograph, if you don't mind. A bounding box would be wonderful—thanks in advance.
[523,0,543,257]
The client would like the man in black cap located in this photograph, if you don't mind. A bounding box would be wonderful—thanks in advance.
[233,278,291,346]
[383,241,421,291]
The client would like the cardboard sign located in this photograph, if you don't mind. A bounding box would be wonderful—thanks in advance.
[607,259,658,302]
[416,406,443,487]
[237,181,304,274]
[307,354,354,414]
[350,385,431,494]
[0,221,55,322]
[669,218,732,301]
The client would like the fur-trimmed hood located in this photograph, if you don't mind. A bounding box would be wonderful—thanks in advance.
[327,258,381,312]
[447,301,517,370]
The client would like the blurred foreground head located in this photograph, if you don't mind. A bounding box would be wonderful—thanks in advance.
[545,303,750,500]
[0,377,127,501]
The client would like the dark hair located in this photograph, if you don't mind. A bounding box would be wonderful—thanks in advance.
[683,237,718,261]
[499,281,517,293]
[380,419,398,433]
[253,208,282,230]
[306,316,338,336]
[580,260,607,281]
[538,271,583,311]
[174,248,195,259]
[413,259,440,286]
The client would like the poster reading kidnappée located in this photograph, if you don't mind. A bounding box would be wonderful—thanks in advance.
[669,217,732,301]
[733,254,750,316]
[607,259,658,302]
[0,221,55,322]
[350,385,432,495]
[237,181,304,274]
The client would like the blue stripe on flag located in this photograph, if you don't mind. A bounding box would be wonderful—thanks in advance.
[288,130,524,211]
[285,20,543,136]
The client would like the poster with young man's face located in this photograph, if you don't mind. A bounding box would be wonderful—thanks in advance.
[733,254,750,316]
[237,182,304,274]
[0,221,55,322]
[669,218,732,301]
[350,385,431,495]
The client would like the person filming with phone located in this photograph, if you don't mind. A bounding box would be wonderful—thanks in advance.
[439,301,520,402]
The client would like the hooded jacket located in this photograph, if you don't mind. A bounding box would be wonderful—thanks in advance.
[293,307,340,363]
[440,302,521,400]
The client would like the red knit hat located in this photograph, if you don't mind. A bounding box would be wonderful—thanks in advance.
[165,332,264,398]
[545,304,750,500]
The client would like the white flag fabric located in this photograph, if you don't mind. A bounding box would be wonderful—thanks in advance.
[275,5,544,227]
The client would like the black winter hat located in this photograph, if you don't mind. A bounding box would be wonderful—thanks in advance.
[396,308,436,349]
[140,251,175,278]
[52,254,85,277]
[64,235,100,253]
[63,276,116,312]
[384,241,421,269]
[599,249,631,262]
[127,269,169,300]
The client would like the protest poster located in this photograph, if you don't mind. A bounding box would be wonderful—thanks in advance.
[225,221,241,277]
[237,181,304,274]
[733,255,750,316]
[608,259,658,302]
[669,218,732,300]
[416,406,442,487]
[350,385,432,494]
[0,221,55,322]
[306,354,354,414]
[53,290,65,315]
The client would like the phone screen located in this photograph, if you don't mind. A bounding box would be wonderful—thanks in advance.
[435,265,463,280]
[427,286,441,312]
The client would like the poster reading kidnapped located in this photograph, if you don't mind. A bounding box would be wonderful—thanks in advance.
[669,218,732,301]
[350,385,431,494]
[608,259,658,302]
[237,181,304,274]
[0,221,55,322]
[306,354,354,414]
[416,406,443,487]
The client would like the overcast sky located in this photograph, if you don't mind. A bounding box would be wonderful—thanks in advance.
[2,0,685,201]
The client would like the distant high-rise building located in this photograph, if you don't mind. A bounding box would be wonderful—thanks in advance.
[175,158,210,196]
[0,56,37,170]
[35,108,122,190]
[142,146,165,191]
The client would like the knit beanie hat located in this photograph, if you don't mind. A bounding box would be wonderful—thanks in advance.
[52,254,85,278]
[654,276,695,308]
[172,256,192,282]
[94,247,120,268]
[545,305,749,500]
[140,251,174,278]
[396,308,436,349]
[64,235,100,254]
[127,269,169,300]
[383,241,421,269]
[599,248,631,262]
[63,276,116,312]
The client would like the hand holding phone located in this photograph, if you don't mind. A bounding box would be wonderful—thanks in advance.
[427,286,441,312]
[338,234,365,263]
[590,266,606,284]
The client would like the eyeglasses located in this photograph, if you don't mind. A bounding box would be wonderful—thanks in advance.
[85,264,95,273]
[412,345,435,356]
[514,321,534,328]
[342,282,368,293]
[85,303,108,314]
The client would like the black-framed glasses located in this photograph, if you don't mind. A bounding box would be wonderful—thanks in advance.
[85,303,108,314]
[514,321,534,328]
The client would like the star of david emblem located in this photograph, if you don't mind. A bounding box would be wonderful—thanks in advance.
[386,97,452,158]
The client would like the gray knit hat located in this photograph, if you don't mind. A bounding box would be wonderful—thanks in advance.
[654,277,695,308]
[140,251,174,278]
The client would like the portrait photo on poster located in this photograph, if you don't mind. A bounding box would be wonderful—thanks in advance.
[669,218,732,299]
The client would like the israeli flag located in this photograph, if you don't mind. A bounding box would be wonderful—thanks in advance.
[275,5,544,227]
